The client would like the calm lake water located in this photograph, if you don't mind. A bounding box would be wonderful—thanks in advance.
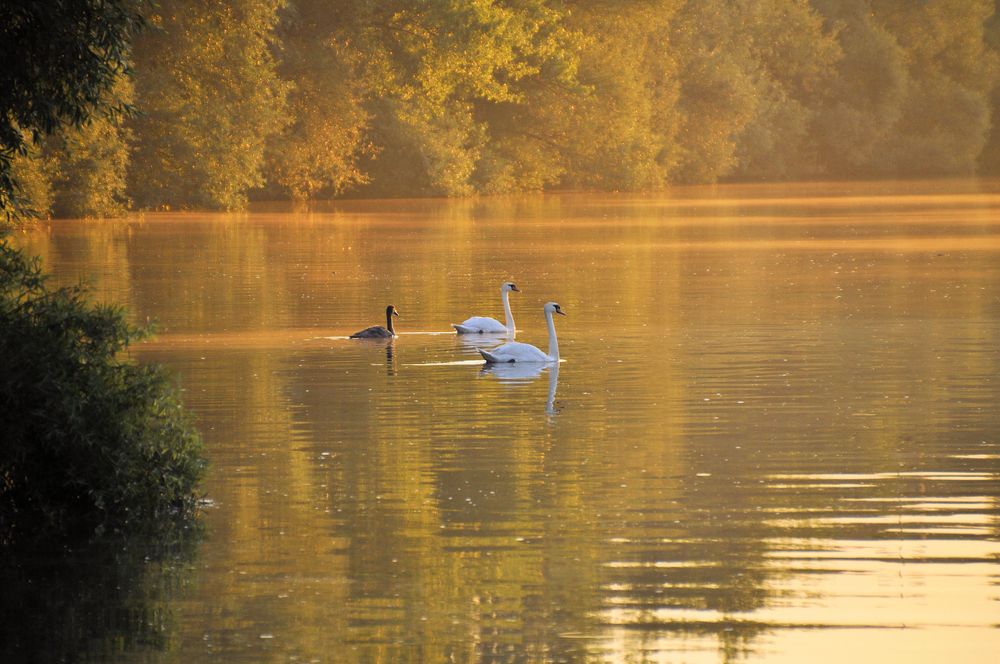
[9,180,1000,662]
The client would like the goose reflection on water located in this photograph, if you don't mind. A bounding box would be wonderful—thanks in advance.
[385,338,396,375]
[343,333,399,375]
[480,361,561,415]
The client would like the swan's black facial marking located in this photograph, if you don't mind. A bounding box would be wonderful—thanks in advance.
[553,304,566,316]
[510,283,520,292]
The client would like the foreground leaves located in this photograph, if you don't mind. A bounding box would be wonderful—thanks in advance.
[0,238,205,537]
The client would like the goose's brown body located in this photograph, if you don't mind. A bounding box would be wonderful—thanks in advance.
[351,305,399,339]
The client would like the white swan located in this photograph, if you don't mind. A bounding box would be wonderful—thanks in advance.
[479,302,565,363]
[453,282,519,334]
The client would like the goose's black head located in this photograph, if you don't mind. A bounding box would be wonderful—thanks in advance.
[386,305,400,317]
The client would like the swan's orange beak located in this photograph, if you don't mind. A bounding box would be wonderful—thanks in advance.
[555,309,566,316]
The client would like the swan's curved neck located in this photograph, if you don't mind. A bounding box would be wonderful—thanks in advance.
[386,310,395,334]
[545,309,559,361]
[501,288,515,331]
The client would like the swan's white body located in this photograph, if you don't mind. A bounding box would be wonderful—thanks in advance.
[479,302,564,364]
[453,282,519,334]
[481,341,549,363]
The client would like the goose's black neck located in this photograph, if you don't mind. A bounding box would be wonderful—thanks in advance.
[385,307,395,334]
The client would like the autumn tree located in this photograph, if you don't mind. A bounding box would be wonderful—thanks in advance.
[731,0,841,180]
[129,0,289,210]
[9,0,1000,210]
[980,0,1000,173]
[354,0,582,197]
[264,1,370,200]
[811,0,997,178]
[0,0,143,221]
[547,0,682,191]
[872,0,997,175]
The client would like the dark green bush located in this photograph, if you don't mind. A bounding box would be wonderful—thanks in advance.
[0,238,204,536]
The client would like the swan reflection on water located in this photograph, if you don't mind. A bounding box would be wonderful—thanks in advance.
[480,361,561,415]
[454,330,515,353]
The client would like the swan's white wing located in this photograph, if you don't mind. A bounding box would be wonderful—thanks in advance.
[481,341,549,363]
[454,316,508,333]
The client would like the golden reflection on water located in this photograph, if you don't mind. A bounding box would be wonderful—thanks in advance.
[15,179,1000,662]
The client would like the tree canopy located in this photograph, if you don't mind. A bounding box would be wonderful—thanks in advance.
[7,0,1000,217]
[0,0,144,220]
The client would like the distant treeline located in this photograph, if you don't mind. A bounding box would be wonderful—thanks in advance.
[13,0,1000,216]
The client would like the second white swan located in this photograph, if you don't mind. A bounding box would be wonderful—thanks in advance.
[453,281,519,334]
[479,302,565,363]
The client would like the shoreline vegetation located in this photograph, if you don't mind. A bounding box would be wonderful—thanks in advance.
[0,240,205,539]
[1,1,204,540]
[7,0,1000,221]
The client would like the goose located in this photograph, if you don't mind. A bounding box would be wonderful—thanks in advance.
[350,305,399,339]
[453,282,520,334]
[479,302,565,363]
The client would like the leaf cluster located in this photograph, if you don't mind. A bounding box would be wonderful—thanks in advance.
[0,0,144,221]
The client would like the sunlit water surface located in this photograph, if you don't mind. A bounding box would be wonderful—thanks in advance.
[11,180,1000,662]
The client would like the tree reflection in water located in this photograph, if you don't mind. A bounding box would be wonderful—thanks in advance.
[0,525,201,662]
[16,185,1000,662]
